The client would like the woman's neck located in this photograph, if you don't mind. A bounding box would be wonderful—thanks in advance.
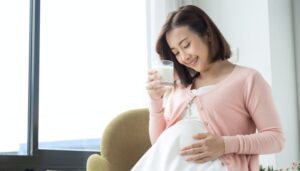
[193,60,235,88]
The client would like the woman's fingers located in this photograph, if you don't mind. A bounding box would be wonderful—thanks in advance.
[180,146,206,155]
[180,133,225,163]
[148,68,156,74]
[147,74,156,82]
[146,69,172,100]
[185,152,208,162]
[194,156,212,164]
[147,70,160,82]
[181,147,213,163]
[146,79,162,90]
[193,133,210,139]
[146,69,163,91]
[181,140,204,152]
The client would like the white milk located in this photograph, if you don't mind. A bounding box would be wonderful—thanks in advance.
[155,65,174,85]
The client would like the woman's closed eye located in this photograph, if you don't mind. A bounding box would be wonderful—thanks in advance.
[172,42,190,56]
[183,42,190,48]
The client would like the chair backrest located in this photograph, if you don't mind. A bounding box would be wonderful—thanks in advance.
[101,108,151,171]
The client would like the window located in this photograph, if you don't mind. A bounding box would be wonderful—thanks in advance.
[39,0,148,151]
[0,0,29,156]
[0,0,148,170]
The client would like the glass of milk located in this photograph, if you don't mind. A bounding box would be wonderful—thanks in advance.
[152,60,174,85]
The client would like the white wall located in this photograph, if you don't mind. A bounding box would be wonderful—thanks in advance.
[180,0,300,169]
[268,0,299,168]
[293,0,300,159]
[192,0,273,82]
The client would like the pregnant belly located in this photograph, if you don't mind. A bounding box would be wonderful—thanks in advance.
[132,119,227,171]
[159,119,208,149]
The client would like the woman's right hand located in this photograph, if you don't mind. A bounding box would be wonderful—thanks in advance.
[146,69,169,100]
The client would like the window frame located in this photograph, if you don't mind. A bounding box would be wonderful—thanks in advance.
[0,0,96,170]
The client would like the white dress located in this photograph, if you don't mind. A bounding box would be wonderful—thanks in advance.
[131,85,228,171]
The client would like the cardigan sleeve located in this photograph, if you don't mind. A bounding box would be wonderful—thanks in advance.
[223,72,285,154]
[148,98,166,144]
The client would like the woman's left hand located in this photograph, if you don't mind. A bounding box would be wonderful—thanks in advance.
[180,133,225,163]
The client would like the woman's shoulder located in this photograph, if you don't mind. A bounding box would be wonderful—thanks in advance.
[217,64,268,90]
[232,65,267,83]
[234,65,269,88]
[234,65,261,77]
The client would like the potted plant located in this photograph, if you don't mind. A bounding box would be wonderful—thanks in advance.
[259,161,300,171]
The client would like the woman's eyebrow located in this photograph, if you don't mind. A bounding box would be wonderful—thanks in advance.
[178,37,188,46]
[170,37,188,50]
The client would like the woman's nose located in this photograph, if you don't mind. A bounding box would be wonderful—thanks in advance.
[180,52,191,61]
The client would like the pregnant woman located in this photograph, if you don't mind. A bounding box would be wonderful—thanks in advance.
[132,5,284,171]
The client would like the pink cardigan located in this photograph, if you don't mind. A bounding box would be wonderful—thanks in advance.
[148,65,284,171]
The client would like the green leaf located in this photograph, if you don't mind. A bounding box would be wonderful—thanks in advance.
[260,165,266,171]
[267,166,273,171]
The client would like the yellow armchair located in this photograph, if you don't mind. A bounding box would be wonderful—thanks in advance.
[86,108,151,171]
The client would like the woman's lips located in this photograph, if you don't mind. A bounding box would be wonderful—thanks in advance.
[187,57,198,67]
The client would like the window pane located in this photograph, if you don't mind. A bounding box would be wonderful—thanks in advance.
[0,0,29,155]
[39,0,148,151]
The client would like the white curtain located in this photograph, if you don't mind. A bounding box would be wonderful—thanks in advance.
[181,0,199,5]
[146,0,180,68]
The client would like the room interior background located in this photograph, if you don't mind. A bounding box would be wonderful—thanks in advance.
[0,0,299,170]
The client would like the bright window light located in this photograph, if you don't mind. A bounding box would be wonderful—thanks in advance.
[39,0,148,150]
[0,0,29,155]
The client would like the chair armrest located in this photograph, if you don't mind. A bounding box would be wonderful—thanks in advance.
[86,154,110,171]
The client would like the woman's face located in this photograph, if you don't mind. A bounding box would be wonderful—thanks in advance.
[166,26,210,73]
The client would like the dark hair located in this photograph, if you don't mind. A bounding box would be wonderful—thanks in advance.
[156,5,231,87]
